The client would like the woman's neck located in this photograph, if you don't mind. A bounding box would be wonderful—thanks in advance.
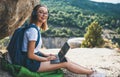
[35,22,42,27]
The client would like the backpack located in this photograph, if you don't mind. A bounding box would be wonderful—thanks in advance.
[7,24,40,66]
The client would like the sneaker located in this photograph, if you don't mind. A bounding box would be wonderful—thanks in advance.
[88,72,105,77]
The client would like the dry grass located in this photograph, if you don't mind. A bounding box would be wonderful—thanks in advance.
[102,39,119,49]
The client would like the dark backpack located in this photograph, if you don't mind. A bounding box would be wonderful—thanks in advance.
[7,24,40,66]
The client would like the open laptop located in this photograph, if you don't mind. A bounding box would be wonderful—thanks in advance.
[50,42,70,64]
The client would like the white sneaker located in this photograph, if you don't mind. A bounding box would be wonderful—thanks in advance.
[88,72,105,77]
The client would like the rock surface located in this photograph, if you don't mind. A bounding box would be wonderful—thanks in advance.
[42,37,84,48]
[43,48,120,77]
[67,37,84,48]
[0,48,120,77]
[0,0,39,39]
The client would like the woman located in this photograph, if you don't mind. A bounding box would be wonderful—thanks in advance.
[22,4,97,76]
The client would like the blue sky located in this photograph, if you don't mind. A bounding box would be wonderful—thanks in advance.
[90,0,120,4]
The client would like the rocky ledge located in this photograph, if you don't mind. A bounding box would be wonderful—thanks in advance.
[0,0,39,39]
[0,48,120,77]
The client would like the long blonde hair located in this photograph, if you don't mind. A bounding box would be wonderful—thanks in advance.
[30,4,48,31]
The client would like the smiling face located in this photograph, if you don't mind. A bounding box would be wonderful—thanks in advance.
[30,5,49,31]
[37,7,48,23]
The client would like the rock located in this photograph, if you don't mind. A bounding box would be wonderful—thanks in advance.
[42,37,84,49]
[42,37,69,48]
[42,48,120,77]
[0,69,12,77]
[0,0,40,40]
[67,37,84,48]
[1,48,120,77]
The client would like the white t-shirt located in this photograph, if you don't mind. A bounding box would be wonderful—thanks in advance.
[22,26,42,53]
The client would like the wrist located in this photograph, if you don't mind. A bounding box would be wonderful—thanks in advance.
[41,57,49,62]
[46,57,50,61]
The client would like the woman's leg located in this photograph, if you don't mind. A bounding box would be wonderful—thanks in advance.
[37,60,93,75]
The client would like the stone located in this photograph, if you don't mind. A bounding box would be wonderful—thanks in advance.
[42,37,69,48]
[0,0,40,39]
[67,37,84,48]
[0,48,120,77]
[42,48,120,77]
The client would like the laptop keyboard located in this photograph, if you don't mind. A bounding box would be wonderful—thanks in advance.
[55,55,59,60]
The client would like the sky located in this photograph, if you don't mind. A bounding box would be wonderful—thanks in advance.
[90,0,120,4]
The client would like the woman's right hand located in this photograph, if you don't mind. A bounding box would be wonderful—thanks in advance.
[46,55,57,61]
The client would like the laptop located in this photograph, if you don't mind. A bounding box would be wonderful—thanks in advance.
[50,42,70,64]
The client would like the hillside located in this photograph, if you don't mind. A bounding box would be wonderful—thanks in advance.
[41,0,120,17]
[40,0,120,38]
[66,0,120,17]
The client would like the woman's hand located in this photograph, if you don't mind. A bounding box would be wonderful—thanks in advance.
[46,55,57,61]
[44,53,56,57]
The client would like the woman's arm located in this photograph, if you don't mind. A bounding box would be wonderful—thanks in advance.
[39,51,55,57]
[27,41,56,62]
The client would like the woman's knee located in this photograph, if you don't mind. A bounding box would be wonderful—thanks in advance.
[65,57,72,62]
[62,61,71,68]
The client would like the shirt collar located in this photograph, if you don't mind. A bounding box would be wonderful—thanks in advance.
[32,23,40,30]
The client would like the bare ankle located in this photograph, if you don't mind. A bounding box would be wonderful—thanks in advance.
[89,70,94,75]
[88,68,96,75]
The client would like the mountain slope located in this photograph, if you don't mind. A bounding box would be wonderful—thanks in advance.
[67,0,120,17]
[40,0,120,37]
[41,0,120,18]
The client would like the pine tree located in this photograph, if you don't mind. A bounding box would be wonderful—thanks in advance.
[81,21,104,48]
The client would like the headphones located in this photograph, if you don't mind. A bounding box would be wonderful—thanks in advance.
[32,9,37,16]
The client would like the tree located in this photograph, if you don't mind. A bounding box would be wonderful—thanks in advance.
[81,21,104,48]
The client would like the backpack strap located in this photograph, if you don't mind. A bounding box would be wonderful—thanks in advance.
[28,24,40,48]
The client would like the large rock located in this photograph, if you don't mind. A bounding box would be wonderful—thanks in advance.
[0,0,40,39]
[67,37,84,48]
[42,37,84,49]
[42,37,69,48]
[0,48,120,77]
[43,48,120,77]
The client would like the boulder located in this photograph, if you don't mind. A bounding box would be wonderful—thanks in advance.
[67,37,84,48]
[0,0,40,39]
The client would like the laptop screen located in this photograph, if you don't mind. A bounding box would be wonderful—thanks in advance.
[58,42,70,61]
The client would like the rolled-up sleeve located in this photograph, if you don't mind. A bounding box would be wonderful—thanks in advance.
[26,28,38,41]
